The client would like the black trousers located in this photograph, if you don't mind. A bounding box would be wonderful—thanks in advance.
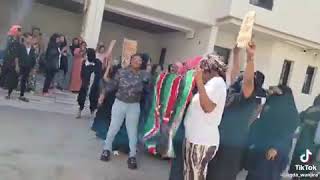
[77,81,99,112]
[19,67,31,97]
[245,151,284,180]
[207,145,245,180]
[0,65,8,87]
[43,69,56,93]
[169,141,184,180]
[5,66,31,96]
[2,61,19,96]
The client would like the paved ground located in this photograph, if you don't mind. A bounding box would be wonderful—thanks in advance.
[0,90,169,180]
[0,89,290,180]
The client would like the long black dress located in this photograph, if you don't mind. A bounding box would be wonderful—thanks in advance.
[1,37,21,91]
[168,119,185,180]
[245,86,300,180]
[289,99,320,177]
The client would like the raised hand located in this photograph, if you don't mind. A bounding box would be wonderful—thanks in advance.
[246,41,256,61]
[194,66,204,85]
[266,148,278,160]
[233,45,241,55]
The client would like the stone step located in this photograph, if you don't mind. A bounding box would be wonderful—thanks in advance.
[0,88,94,116]
[0,88,78,103]
[55,98,78,106]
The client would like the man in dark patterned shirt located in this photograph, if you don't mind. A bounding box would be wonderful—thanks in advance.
[100,53,150,170]
[207,42,259,180]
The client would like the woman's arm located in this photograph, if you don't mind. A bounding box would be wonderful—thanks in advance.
[198,82,216,113]
[242,42,255,98]
[103,40,116,68]
[103,62,112,82]
[229,46,241,85]
[195,69,216,113]
[104,70,120,93]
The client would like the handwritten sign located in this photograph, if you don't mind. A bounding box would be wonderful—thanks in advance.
[237,11,256,48]
[122,38,138,68]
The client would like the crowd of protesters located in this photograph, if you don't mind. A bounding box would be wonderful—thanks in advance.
[0,25,319,180]
[0,25,105,100]
[93,43,319,180]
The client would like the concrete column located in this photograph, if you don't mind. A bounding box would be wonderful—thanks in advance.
[81,0,105,48]
[205,26,219,54]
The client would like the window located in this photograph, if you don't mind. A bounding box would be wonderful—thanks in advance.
[159,48,167,66]
[279,60,293,86]
[250,0,273,10]
[302,66,317,94]
[214,46,231,64]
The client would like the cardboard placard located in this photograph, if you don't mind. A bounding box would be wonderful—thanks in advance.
[103,40,116,81]
[122,38,138,68]
[237,11,256,48]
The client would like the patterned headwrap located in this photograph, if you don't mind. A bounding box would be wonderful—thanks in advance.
[87,48,96,62]
[200,53,227,79]
[8,25,22,36]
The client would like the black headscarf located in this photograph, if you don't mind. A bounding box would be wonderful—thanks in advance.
[70,38,80,56]
[254,71,265,88]
[46,33,60,58]
[314,95,320,106]
[227,71,265,106]
[47,33,59,48]
[87,48,96,62]
[251,85,299,153]
[141,53,150,70]
[60,35,67,49]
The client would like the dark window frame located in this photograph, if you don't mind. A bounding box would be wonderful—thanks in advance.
[302,66,317,94]
[279,60,294,86]
[214,46,231,65]
[250,0,274,10]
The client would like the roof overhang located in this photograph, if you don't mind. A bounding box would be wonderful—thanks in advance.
[216,16,320,50]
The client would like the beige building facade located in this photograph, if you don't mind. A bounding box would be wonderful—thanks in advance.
[0,0,319,111]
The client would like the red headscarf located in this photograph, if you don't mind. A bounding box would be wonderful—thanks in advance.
[8,25,22,36]
[186,56,202,70]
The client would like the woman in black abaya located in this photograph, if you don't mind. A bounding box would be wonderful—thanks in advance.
[245,85,300,180]
[289,95,320,178]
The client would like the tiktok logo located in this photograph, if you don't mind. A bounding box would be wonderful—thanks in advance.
[300,149,312,163]
[295,149,317,173]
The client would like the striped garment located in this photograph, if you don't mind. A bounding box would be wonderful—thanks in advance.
[143,71,195,157]
[184,140,217,180]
